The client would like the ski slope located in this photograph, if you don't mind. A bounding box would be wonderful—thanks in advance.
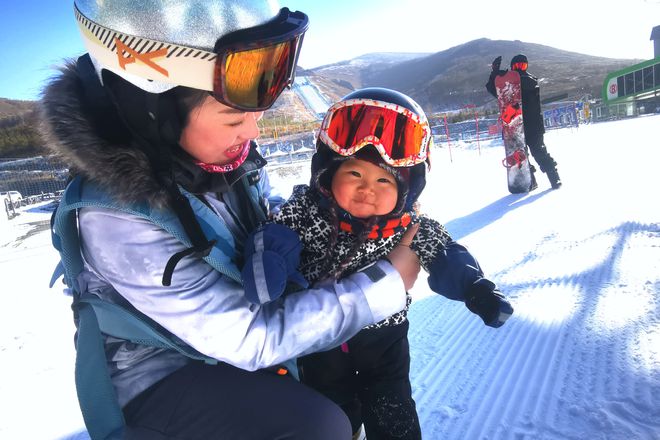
[408,116,660,439]
[0,115,658,439]
[293,76,331,116]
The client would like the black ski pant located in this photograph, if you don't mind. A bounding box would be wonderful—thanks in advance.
[298,320,422,440]
[122,361,351,440]
[526,132,557,173]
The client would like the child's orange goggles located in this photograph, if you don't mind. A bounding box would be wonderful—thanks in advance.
[319,99,431,167]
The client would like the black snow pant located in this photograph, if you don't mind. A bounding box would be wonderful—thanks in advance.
[526,132,557,173]
[122,361,351,440]
[298,320,422,440]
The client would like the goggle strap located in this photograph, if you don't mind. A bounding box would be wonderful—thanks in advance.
[213,8,308,53]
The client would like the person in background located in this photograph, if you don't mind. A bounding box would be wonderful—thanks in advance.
[242,88,514,440]
[40,2,417,439]
[486,54,562,189]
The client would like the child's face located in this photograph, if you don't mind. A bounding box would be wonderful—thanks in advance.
[331,159,399,219]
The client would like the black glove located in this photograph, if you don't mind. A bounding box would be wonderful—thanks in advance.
[465,279,513,328]
[491,56,502,72]
[486,56,507,97]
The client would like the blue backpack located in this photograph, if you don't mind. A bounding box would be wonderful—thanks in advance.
[50,176,262,439]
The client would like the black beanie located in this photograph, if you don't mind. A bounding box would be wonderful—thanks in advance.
[510,54,528,68]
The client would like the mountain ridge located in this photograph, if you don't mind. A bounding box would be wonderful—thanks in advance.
[1,38,640,113]
[306,38,640,112]
[0,38,643,157]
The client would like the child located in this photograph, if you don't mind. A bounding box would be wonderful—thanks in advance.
[242,88,513,440]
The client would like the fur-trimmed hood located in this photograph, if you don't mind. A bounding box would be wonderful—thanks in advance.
[40,59,171,208]
[39,57,267,209]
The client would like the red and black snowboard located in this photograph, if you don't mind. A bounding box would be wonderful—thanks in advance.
[494,70,533,194]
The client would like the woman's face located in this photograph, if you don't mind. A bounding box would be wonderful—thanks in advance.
[330,159,399,219]
[179,95,264,165]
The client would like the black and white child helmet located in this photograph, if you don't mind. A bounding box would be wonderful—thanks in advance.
[312,87,430,217]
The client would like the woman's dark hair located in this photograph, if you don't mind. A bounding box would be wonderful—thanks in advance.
[171,87,211,125]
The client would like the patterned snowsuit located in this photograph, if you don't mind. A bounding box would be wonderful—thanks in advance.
[271,184,468,439]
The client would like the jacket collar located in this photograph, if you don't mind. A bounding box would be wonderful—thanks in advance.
[172,145,267,195]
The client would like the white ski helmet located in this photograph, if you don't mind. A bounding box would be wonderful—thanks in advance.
[74,0,308,110]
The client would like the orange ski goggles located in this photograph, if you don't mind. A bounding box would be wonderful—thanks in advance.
[511,62,528,71]
[213,8,308,111]
[319,99,431,167]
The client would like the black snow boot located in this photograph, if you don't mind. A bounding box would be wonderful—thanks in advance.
[547,167,562,189]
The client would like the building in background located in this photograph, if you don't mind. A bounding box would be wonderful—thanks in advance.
[596,25,660,120]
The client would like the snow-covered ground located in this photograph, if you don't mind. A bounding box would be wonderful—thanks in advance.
[1,115,658,439]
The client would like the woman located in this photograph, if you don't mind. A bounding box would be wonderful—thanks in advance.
[41,1,419,439]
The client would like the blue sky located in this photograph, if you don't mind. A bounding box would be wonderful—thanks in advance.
[0,3,83,101]
[1,0,658,101]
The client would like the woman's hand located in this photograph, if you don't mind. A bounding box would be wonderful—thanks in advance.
[386,224,420,291]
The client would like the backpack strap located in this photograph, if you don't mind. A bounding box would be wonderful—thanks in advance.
[52,176,242,350]
[241,171,268,225]
[50,176,243,439]
[75,302,125,440]
[54,176,242,282]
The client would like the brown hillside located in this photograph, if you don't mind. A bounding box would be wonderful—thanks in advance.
[311,38,639,112]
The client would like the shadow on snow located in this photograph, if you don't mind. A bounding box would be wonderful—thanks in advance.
[444,189,552,241]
